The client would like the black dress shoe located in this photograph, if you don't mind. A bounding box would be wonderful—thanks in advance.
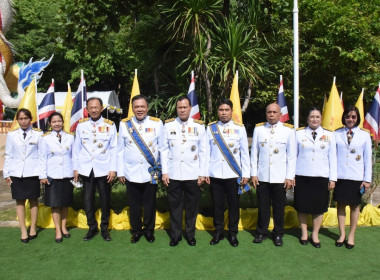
[101,230,112,241]
[55,237,63,243]
[228,235,239,247]
[130,232,143,243]
[345,242,354,249]
[335,240,345,247]
[210,232,224,245]
[187,238,196,246]
[144,232,155,243]
[62,232,71,238]
[20,237,29,243]
[309,236,321,248]
[170,239,179,247]
[253,234,267,243]
[299,238,308,245]
[274,236,283,246]
[28,234,37,240]
[83,229,99,241]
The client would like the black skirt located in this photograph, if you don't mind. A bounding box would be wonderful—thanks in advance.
[10,176,40,200]
[294,175,329,215]
[333,179,362,205]
[44,178,74,207]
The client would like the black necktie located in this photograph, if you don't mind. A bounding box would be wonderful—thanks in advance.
[312,131,317,140]
[57,133,61,143]
[23,132,27,139]
[347,130,353,145]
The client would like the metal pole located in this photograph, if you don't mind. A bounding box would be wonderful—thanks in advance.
[293,0,299,128]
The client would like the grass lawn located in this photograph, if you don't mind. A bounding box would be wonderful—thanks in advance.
[0,227,379,279]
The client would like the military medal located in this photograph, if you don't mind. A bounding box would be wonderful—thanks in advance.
[350,149,356,153]
[153,173,158,180]
[194,155,198,160]
[223,128,227,133]
[139,124,143,130]
[98,143,103,148]
[228,143,234,148]
[320,144,325,149]
[191,145,196,151]
[274,148,279,154]
[128,128,133,133]
[233,148,238,154]
[129,140,132,143]
[356,155,361,161]
[149,141,153,147]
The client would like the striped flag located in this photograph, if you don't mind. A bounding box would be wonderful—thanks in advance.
[38,80,55,131]
[363,84,380,141]
[187,71,200,119]
[276,75,289,122]
[70,70,87,132]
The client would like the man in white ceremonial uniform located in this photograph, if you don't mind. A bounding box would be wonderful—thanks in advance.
[160,96,207,247]
[117,95,163,244]
[73,97,117,241]
[206,99,250,247]
[251,103,296,246]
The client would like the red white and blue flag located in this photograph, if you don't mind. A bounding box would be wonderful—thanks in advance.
[276,75,289,122]
[363,83,380,141]
[70,71,87,132]
[38,80,55,130]
[187,71,200,119]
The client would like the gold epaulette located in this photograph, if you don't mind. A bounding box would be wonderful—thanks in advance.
[322,126,332,132]
[32,128,42,132]
[233,121,244,127]
[104,118,114,125]
[361,127,370,134]
[334,126,344,131]
[283,123,294,128]
[150,116,161,122]
[208,121,217,125]
[121,117,131,122]
[296,127,305,131]
[42,132,51,137]
[255,122,265,127]
[193,119,204,125]
[165,118,175,123]
[9,127,18,132]
[79,118,89,123]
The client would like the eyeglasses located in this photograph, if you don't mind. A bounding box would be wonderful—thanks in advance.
[344,115,357,119]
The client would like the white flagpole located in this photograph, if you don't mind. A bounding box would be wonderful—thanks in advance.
[81,70,84,119]
[293,0,299,128]
[34,76,40,129]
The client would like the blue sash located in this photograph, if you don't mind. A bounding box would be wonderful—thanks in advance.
[210,123,250,194]
[126,120,161,184]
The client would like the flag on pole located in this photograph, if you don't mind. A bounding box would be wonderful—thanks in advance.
[276,75,289,122]
[321,77,344,131]
[229,71,243,124]
[187,71,200,119]
[61,83,73,133]
[363,84,380,141]
[355,88,364,128]
[38,80,55,131]
[127,69,140,118]
[11,77,38,130]
[70,71,87,132]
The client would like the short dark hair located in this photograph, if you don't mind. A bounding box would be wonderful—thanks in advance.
[16,108,32,120]
[132,94,149,105]
[48,112,64,124]
[177,96,191,107]
[87,97,103,107]
[218,99,233,110]
[342,105,360,126]
[307,107,322,118]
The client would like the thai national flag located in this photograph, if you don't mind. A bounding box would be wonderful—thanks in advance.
[187,71,200,119]
[70,71,87,132]
[363,84,380,141]
[276,75,289,122]
[38,81,55,130]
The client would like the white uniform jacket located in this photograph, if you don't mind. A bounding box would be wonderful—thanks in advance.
[160,117,207,180]
[334,126,372,182]
[250,122,296,183]
[206,120,250,179]
[117,116,163,183]
[39,131,75,179]
[3,127,42,178]
[73,117,117,177]
[295,126,337,181]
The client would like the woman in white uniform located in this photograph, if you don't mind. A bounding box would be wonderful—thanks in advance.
[3,109,42,243]
[294,108,337,248]
[40,112,74,243]
[334,106,372,249]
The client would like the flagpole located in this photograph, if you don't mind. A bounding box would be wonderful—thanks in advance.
[293,0,299,128]
[34,76,40,129]
[81,70,84,119]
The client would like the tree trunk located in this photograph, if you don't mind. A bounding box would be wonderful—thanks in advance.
[241,80,253,113]
[200,24,213,116]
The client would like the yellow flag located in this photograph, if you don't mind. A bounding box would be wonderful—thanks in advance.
[61,83,73,133]
[322,79,344,130]
[127,69,141,118]
[11,78,38,130]
[229,71,243,124]
[355,88,364,128]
